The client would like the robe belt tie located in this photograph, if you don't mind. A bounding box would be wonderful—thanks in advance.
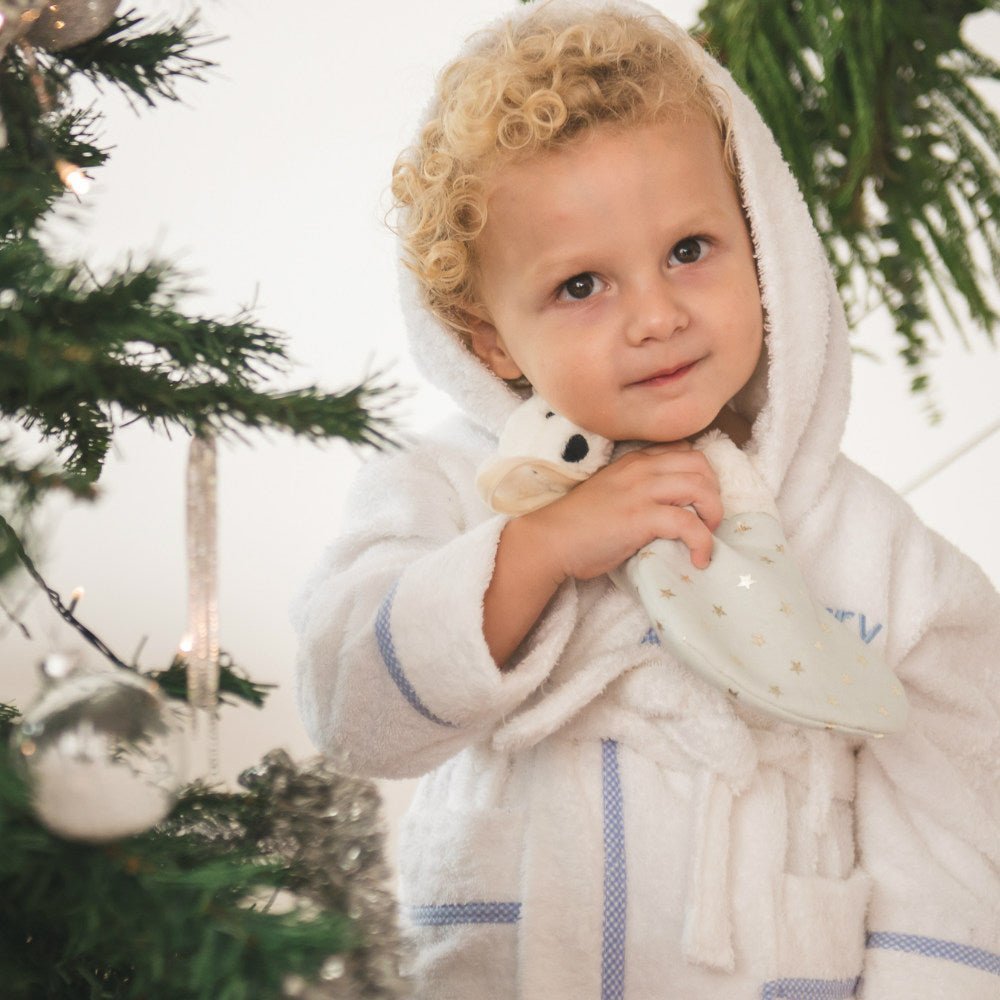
[682,730,856,972]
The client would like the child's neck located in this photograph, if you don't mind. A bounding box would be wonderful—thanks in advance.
[704,406,753,447]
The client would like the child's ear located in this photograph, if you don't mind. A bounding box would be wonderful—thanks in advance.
[464,307,524,381]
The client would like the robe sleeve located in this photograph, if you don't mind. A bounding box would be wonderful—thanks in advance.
[856,518,1000,998]
[292,441,577,779]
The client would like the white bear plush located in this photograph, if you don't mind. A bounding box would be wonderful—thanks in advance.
[477,395,908,738]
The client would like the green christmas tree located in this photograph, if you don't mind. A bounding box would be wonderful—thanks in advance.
[0,4,407,996]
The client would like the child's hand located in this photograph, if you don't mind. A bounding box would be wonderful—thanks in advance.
[484,442,722,668]
[521,441,723,583]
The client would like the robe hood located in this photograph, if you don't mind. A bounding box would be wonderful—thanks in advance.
[400,0,852,529]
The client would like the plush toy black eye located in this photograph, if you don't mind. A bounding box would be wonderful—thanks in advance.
[562,434,589,463]
[544,411,554,419]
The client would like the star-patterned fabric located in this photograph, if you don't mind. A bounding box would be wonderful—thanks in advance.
[624,511,908,737]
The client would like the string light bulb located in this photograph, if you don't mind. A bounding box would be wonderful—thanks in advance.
[67,586,84,613]
[54,158,91,197]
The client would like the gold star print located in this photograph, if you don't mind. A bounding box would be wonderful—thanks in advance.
[775,544,785,553]
[760,555,775,565]
[713,604,726,617]
[751,633,766,647]
[827,695,839,707]
[857,653,868,666]
[878,705,889,717]
[735,521,752,533]
[730,654,745,668]
[790,660,804,674]
[769,685,782,697]
[738,574,756,590]
[779,602,793,615]
[660,588,676,600]
[893,682,904,697]
[841,674,853,685]
[820,621,832,634]
[681,574,693,584]
[813,640,825,651]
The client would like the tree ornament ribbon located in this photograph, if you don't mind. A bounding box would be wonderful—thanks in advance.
[186,433,219,710]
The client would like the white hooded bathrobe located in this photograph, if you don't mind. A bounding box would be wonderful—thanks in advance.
[293,3,1000,997]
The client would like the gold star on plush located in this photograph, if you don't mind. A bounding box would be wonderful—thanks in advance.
[814,640,824,651]
[712,604,726,618]
[790,660,804,674]
[779,602,793,615]
[820,621,832,634]
[893,683,904,697]
[660,588,676,599]
[751,633,766,646]
[760,555,775,565]
[775,544,785,553]
[769,685,782,697]
[878,705,889,717]
[730,654,745,668]
[681,574,693,584]
[857,653,868,666]
[738,574,756,590]
[827,694,839,707]
[841,673,853,685]
[735,521,752,533]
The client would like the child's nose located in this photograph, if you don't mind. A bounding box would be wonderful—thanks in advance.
[624,278,689,345]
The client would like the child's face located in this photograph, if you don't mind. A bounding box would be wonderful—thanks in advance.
[466,116,764,443]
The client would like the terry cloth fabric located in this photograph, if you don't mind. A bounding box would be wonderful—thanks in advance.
[292,1,1000,997]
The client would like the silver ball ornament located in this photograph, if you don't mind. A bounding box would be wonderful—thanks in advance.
[24,0,119,51]
[13,660,186,842]
[0,0,48,58]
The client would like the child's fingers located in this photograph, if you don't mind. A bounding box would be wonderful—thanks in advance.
[640,471,723,532]
[651,504,715,568]
[615,450,724,531]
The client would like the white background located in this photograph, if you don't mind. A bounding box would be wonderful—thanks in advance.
[3,0,999,865]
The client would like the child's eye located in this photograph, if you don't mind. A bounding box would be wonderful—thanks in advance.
[557,272,606,301]
[668,237,710,266]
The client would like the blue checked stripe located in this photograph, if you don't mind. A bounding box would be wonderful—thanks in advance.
[407,902,521,926]
[867,932,1000,976]
[375,583,458,728]
[601,739,627,1000]
[760,977,859,999]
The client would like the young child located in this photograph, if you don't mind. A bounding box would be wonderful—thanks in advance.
[293,2,1000,997]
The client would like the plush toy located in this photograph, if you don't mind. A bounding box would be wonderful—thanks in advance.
[477,395,908,738]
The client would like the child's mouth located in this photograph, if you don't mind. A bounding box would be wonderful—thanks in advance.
[633,361,698,386]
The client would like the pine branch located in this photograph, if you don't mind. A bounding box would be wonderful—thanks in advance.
[151,654,274,709]
[0,241,398,481]
[43,9,215,108]
[695,0,1000,391]
[0,756,357,998]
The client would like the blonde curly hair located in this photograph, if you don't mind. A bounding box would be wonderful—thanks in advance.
[391,4,735,342]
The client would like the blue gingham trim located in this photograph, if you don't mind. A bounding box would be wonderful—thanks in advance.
[867,932,1000,976]
[601,739,627,1000]
[375,583,458,728]
[406,902,521,926]
[760,977,859,999]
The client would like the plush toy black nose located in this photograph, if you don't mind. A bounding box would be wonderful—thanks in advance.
[562,434,589,463]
